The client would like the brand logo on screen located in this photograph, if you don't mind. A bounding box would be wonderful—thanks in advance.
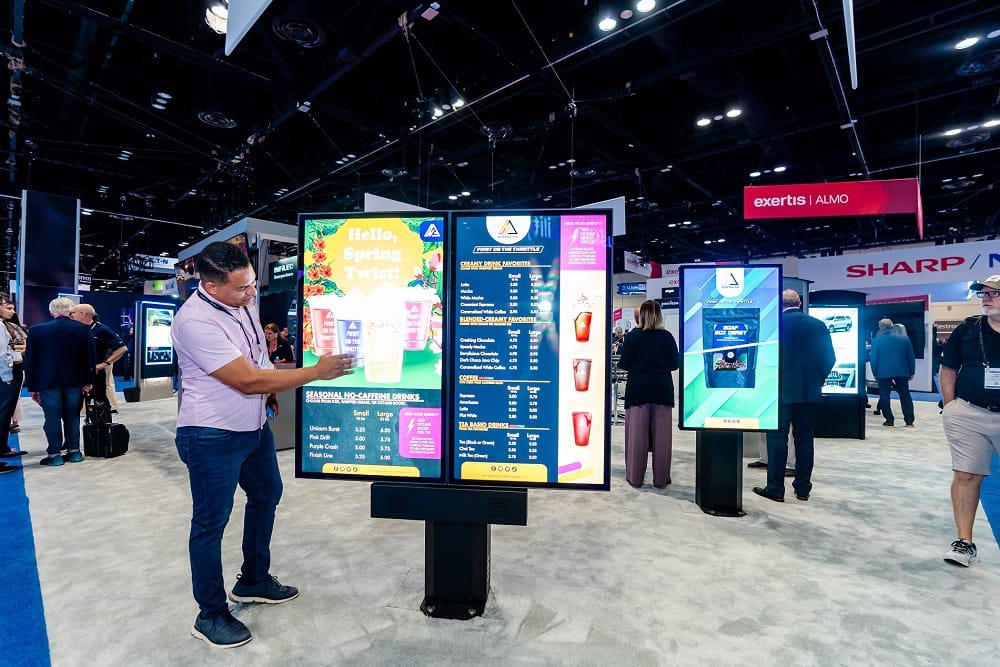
[716,268,745,298]
[486,215,530,245]
[419,219,443,241]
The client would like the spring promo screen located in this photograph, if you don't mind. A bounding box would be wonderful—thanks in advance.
[449,211,611,489]
[678,265,781,430]
[297,214,445,481]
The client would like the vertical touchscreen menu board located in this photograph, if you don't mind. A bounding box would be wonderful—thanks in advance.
[450,211,611,489]
[678,265,781,430]
[296,214,445,481]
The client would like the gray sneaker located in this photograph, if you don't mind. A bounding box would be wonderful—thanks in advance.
[191,610,251,648]
[943,539,978,567]
[229,573,299,604]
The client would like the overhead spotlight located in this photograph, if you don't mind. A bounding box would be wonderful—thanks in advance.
[954,37,979,50]
[983,119,1000,127]
[988,29,1000,39]
[943,128,963,136]
[636,0,656,12]
[598,15,617,31]
[773,165,786,173]
[725,108,742,118]
[696,117,711,127]
[749,171,761,178]
[205,0,228,34]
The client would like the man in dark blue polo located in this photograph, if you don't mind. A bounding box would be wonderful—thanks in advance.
[70,303,127,407]
[23,297,96,466]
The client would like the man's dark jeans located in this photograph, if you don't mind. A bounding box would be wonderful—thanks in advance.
[38,387,84,455]
[877,377,914,426]
[175,423,282,618]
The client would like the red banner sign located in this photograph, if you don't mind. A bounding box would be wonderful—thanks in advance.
[743,178,923,238]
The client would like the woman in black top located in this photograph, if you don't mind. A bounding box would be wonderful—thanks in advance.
[264,322,295,364]
[617,300,679,488]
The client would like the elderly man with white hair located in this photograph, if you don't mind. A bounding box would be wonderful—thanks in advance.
[23,297,96,466]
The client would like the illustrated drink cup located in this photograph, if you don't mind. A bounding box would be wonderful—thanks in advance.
[335,317,365,368]
[364,289,407,384]
[573,358,592,392]
[307,294,340,356]
[402,287,437,351]
[574,311,593,342]
[572,411,592,446]
[334,292,366,368]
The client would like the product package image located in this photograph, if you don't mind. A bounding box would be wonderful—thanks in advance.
[702,308,760,388]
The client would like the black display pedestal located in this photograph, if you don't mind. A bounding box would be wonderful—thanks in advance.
[695,430,746,517]
[815,394,866,439]
[422,521,490,619]
[370,483,528,620]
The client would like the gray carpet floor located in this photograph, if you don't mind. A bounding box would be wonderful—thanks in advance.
[16,394,1000,666]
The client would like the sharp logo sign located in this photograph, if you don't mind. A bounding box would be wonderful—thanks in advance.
[799,242,1000,290]
[845,256,964,277]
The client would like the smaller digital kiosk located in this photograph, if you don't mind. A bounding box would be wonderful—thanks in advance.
[127,300,177,401]
[678,264,783,516]
[810,290,867,439]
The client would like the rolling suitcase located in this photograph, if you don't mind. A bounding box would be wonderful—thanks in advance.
[83,399,130,458]
[83,421,130,458]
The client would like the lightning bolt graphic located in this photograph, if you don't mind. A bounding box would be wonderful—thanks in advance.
[406,419,415,435]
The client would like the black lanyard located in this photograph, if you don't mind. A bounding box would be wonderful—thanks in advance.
[978,317,992,369]
[196,289,260,357]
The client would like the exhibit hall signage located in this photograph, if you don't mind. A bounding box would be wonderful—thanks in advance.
[678,265,782,431]
[295,209,612,491]
[616,281,647,295]
[743,178,923,239]
[798,238,1000,290]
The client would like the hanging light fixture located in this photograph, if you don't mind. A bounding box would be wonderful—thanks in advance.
[205,0,228,35]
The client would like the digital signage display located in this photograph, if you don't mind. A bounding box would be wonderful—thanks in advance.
[297,214,446,481]
[678,265,781,430]
[449,211,611,490]
[811,306,861,395]
[137,301,176,379]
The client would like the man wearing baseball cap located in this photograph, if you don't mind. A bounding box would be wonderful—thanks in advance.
[939,275,1000,567]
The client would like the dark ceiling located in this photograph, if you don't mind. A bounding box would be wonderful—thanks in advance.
[3,0,1000,287]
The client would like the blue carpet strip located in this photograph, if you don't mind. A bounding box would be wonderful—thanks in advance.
[982,453,1000,548]
[1,433,51,666]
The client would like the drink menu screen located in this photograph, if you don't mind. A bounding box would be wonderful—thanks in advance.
[450,211,611,489]
[296,214,445,481]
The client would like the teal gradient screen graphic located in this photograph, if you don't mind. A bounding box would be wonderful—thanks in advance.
[679,265,781,430]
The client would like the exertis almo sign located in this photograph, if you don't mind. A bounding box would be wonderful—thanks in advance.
[295,210,612,491]
[678,265,781,431]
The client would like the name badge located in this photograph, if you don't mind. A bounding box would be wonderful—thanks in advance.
[985,367,1000,389]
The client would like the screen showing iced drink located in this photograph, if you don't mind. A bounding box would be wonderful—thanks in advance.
[296,213,446,481]
[678,265,781,431]
[449,210,612,490]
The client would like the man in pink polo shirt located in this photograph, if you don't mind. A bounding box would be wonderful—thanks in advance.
[172,241,353,648]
